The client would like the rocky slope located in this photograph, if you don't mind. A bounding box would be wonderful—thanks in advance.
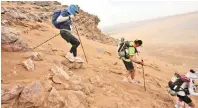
[2,1,195,108]
[1,1,116,52]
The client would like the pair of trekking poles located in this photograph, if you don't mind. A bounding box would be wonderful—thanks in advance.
[33,25,88,63]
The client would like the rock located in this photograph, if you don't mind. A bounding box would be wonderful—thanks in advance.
[62,59,74,69]
[47,88,66,108]
[2,40,28,52]
[19,81,44,108]
[62,59,83,69]
[53,60,64,69]
[51,64,69,81]
[122,93,132,102]
[114,62,118,65]
[1,84,24,104]
[86,97,95,104]
[1,7,8,14]
[44,80,52,92]
[22,58,35,71]
[52,75,62,84]
[53,82,69,90]
[70,75,83,91]
[7,97,19,108]
[30,52,43,61]
[1,26,20,44]
[66,90,88,108]
[74,62,83,69]
[67,71,74,76]
[89,75,104,87]
[82,83,95,95]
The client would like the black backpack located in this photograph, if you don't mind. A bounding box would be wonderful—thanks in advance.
[168,73,189,92]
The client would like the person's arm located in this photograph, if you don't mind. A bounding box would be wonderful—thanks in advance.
[56,10,74,23]
[56,15,70,23]
[188,79,198,96]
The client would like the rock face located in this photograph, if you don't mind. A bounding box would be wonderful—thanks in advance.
[18,81,45,108]
[1,1,116,46]
[1,84,24,104]
[73,11,116,45]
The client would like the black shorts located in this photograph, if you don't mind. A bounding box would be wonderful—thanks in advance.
[177,95,192,104]
[122,60,134,71]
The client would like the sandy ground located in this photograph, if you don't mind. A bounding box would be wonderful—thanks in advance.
[2,24,198,107]
[2,3,198,108]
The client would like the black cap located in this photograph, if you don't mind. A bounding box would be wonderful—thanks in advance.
[134,39,143,46]
[190,69,195,73]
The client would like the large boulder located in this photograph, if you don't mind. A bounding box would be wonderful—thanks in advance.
[1,26,20,44]
[1,26,28,52]
[1,84,24,104]
[18,81,45,108]
[65,90,88,108]
[50,64,70,81]
[47,88,67,108]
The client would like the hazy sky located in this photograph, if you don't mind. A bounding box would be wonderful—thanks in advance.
[60,0,198,28]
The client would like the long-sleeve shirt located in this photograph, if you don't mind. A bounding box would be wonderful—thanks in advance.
[188,79,198,96]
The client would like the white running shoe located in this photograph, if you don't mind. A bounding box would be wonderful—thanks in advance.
[74,56,84,63]
[65,52,75,62]
[129,79,140,84]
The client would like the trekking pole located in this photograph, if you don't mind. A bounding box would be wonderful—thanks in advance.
[74,25,88,63]
[33,33,59,49]
[142,59,146,91]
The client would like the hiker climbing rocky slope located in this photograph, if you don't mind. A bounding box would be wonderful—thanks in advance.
[2,1,198,108]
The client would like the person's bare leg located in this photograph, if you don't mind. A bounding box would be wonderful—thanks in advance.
[130,69,135,80]
[188,102,195,108]
[125,70,130,78]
